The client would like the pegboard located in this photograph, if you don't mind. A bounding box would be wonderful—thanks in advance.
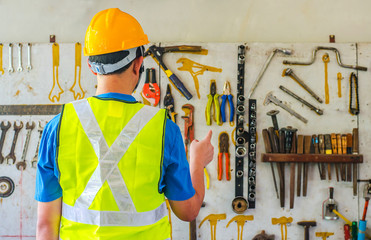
[0,42,369,240]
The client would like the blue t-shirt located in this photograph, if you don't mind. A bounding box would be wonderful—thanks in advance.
[34,93,195,202]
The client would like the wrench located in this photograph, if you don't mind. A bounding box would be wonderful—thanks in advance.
[26,43,32,71]
[5,121,23,164]
[264,92,308,123]
[282,68,323,103]
[8,43,13,73]
[16,121,35,170]
[17,43,23,72]
[31,121,45,168]
[0,121,11,164]
[279,85,324,115]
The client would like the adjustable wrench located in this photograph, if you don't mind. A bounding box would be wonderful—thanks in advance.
[17,43,23,72]
[5,121,23,164]
[8,44,14,73]
[26,43,32,71]
[0,121,11,164]
[31,121,45,168]
[264,92,308,123]
[16,121,35,170]
[282,68,323,103]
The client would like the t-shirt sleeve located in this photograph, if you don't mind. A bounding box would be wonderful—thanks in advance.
[159,119,195,201]
[34,114,63,202]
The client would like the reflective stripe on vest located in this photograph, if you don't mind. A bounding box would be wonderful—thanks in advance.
[61,99,167,226]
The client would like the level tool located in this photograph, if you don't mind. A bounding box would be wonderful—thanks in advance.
[0,104,63,115]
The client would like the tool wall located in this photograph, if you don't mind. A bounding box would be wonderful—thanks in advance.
[0,42,370,239]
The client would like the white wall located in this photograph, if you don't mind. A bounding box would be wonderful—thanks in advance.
[1,0,371,43]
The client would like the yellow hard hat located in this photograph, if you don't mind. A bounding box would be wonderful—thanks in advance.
[84,8,149,56]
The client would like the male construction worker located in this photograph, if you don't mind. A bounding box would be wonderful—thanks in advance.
[35,8,214,240]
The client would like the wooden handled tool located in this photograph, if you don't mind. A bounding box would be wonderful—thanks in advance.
[318,134,326,180]
[331,133,340,181]
[297,135,304,197]
[324,134,332,180]
[303,136,312,196]
[278,129,286,208]
[352,128,359,196]
[341,134,347,181]
[337,134,345,181]
[290,130,297,209]
[346,133,352,182]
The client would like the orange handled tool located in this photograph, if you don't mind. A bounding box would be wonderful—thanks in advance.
[218,132,230,181]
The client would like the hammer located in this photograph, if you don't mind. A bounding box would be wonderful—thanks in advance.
[297,221,316,240]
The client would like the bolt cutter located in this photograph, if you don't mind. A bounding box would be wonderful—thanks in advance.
[141,68,160,106]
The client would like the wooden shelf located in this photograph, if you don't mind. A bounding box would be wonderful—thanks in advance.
[261,153,363,163]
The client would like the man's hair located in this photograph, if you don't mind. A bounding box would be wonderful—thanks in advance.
[88,47,143,75]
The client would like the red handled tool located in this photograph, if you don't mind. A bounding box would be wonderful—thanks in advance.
[218,132,230,181]
[141,68,160,106]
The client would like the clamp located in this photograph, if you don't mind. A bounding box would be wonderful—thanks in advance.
[221,81,234,126]
[218,132,230,181]
[141,68,160,106]
[164,84,177,123]
[205,80,221,126]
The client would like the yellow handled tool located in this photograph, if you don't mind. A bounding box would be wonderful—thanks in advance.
[0,44,4,75]
[272,217,293,240]
[226,215,254,240]
[199,214,226,240]
[49,43,64,102]
[70,42,85,100]
[206,80,221,126]
[323,53,330,104]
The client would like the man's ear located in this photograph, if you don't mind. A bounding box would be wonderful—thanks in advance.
[132,56,144,75]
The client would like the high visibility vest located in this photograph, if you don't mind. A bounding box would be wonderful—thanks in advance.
[57,97,170,240]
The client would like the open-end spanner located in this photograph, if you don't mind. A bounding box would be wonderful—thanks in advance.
[31,121,45,168]
[5,121,23,164]
[17,43,23,72]
[264,92,308,123]
[8,44,14,73]
[16,121,35,170]
[26,43,32,71]
[0,121,11,164]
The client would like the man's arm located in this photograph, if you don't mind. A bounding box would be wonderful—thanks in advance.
[36,197,62,239]
[168,130,214,221]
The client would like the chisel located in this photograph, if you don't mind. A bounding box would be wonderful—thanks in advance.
[318,134,326,180]
[331,133,339,181]
[303,136,312,197]
[352,128,359,196]
[262,129,279,199]
[324,134,332,180]
[297,135,304,197]
[346,133,352,182]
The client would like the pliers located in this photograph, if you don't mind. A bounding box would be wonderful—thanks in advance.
[163,84,177,123]
[218,132,230,181]
[205,80,221,126]
[141,68,160,106]
[221,81,234,126]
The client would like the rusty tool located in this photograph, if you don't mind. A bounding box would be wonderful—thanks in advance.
[262,129,279,199]
[324,134,332,180]
[297,135,304,197]
[226,215,254,240]
[282,68,323,104]
[5,121,23,164]
[16,121,35,170]
[352,128,359,196]
[322,187,339,220]
[289,127,297,209]
[252,230,275,240]
[319,134,326,179]
[322,53,330,104]
[266,110,279,133]
[340,134,347,181]
[199,214,226,240]
[248,48,292,98]
[69,42,85,100]
[0,176,15,198]
[313,134,325,180]
[0,121,11,164]
[144,45,208,100]
[303,136,312,197]
[297,221,317,240]
[31,121,45,168]
[315,232,334,239]
[346,133,352,182]
[331,133,340,182]
[177,58,222,99]
[283,46,367,71]
[181,104,197,240]
[272,216,293,240]
[218,132,230,181]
